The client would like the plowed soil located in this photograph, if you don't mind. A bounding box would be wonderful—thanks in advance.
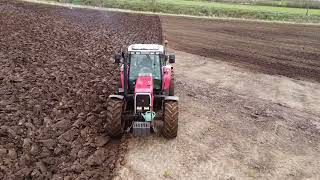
[0,1,161,179]
[162,16,320,82]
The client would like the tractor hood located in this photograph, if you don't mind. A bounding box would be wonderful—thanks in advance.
[134,73,154,94]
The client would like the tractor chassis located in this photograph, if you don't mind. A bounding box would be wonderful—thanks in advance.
[120,94,167,136]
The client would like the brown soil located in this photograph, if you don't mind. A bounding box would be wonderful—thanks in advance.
[115,17,320,179]
[116,50,320,180]
[0,1,161,179]
[161,16,320,82]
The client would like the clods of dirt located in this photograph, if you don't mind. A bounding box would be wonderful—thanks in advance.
[0,0,162,179]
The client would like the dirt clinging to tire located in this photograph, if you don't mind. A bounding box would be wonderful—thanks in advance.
[0,0,162,179]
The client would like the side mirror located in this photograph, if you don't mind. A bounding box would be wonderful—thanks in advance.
[169,54,175,63]
[114,53,121,63]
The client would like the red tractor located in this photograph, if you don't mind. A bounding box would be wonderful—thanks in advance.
[105,44,178,138]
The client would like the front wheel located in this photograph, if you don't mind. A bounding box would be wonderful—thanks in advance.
[105,98,125,138]
[162,101,178,139]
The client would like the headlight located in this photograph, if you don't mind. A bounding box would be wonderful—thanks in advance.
[144,107,149,110]
[137,107,142,111]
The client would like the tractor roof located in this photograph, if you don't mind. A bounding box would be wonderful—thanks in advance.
[128,44,164,54]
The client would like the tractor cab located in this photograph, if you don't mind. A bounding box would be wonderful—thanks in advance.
[127,44,164,94]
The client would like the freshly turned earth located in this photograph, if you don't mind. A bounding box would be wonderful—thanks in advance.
[0,0,162,179]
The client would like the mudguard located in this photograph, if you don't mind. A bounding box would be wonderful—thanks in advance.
[164,96,179,101]
[109,95,124,100]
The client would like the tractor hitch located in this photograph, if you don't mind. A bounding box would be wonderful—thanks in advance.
[141,111,156,122]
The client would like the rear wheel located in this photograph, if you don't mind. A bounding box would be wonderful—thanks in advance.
[162,101,178,139]
[169,71,175,96]
[105,98,125,138]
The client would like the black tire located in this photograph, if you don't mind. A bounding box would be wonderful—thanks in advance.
[162,101,178,139]
[169,72,175,96]
[105,98,125,138]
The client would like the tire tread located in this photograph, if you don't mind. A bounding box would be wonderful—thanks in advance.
[162,101,178,138]
[106,98,124,138]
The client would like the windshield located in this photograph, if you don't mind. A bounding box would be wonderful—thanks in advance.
[129,54,161,92]
[129,54,161,80]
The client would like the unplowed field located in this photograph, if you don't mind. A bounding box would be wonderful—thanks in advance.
[118,17,320,179]
[0,1,161,179]
[162,16,320,82]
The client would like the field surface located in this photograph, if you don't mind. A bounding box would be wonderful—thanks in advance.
[1,1,320,180]
[162,16,320,83]
[0,0,161,179]
[117,17,320,179]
